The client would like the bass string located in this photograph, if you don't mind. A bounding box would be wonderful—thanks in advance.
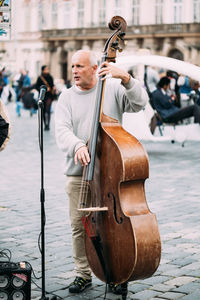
[79,168,97,238]
[79,167,90,208]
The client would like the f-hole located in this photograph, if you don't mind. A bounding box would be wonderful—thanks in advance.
[108,192,123,224]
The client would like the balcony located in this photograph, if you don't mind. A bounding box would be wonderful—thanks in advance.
[128,23,200,38]
[41,23,200,41]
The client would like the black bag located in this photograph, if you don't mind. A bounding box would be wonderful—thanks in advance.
[0,100,10,151]
[0,114,9,148]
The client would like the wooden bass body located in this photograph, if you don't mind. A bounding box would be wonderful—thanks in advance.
[85,115,161,284]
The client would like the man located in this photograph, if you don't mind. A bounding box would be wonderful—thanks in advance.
[55,50,148,294]
[144,65,160,95]
[151,76,200,124]
[35,65,55,130]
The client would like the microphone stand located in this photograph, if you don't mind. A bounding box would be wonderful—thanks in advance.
[38,89,57,300]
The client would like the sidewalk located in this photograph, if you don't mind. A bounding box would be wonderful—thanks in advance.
[0,102,200,300]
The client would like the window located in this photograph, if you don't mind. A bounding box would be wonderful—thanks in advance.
[24,5,30,31]
[38,2,45,30]
[155,0,163,24]
[99,0,106,26]
[173,0,183,23]
[114,0,122,16]
[52,2,58,28]
[132,0,140,25]
[77,0,84,27]
[63,1,71,28]
[193,0,200,22]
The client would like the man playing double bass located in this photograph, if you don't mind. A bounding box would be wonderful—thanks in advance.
[55,50,148,294]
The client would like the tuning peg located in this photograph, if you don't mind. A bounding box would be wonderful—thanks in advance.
[111,41,119,48]
[118,32,126,38]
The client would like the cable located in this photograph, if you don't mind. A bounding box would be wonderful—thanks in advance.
[0,248,12,262]
[31,279,64,300]
[103,282,108,300]
[38,231,42,254]
[21,261,41,280]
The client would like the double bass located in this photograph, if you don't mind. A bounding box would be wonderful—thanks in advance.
[79,16,161,298]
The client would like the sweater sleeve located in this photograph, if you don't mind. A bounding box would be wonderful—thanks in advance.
[55,91,86,157]
[118,77,148,112]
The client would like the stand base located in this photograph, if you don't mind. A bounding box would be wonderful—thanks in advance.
[121,282,128,300]
[39,296,57,300]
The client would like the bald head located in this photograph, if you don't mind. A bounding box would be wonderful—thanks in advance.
[71,50,98,90]
[72,50,97,67]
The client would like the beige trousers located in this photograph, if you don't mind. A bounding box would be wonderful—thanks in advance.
[65,176,92,280]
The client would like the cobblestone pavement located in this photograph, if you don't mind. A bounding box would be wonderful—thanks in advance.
[0,102,200,300]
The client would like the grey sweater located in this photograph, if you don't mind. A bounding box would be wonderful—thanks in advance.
[55,77,148,175]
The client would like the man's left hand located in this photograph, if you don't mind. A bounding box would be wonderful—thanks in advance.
[98,62,130,85]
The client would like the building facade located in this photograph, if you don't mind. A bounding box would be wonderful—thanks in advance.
[0,0,200,82]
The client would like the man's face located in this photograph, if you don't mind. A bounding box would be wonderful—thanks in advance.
[163,83,170,91]
[71,52,97,90]
[43,67,49,75]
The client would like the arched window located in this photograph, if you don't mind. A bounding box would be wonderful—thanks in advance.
[168,48,184,61]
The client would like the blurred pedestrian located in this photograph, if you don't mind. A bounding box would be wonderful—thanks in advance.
[144,65,160,96]
[0,71,6,98]
[12,69,23,102]
[1,67,10,86]
[0,99,10,151]
[177,75,192,107]
[16,70,32,117]
[35,65,55,130]
[22,70,31,87]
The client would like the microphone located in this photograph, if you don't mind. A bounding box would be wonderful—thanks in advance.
[38,85,47,103]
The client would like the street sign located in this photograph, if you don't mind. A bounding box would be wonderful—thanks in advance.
[0,0,11,40]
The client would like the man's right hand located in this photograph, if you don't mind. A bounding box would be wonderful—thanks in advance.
[74,145,90,166]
